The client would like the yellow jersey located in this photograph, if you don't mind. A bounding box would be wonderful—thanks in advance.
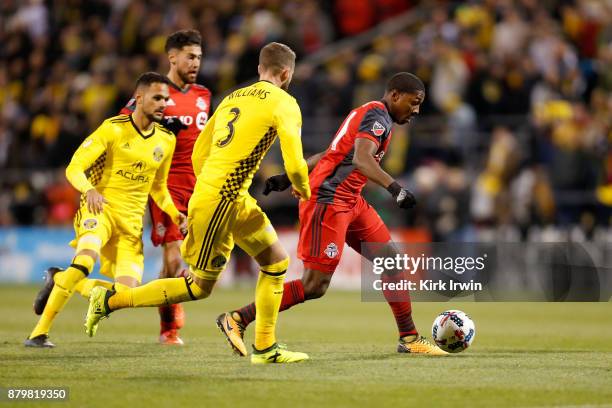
[191,80,310,201]
[66,114,180,230]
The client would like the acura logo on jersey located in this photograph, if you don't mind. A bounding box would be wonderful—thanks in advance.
[196,97,208,111]
[132,160,147,173]
[324,243,339,258]
[116,169,149,183]
[372,121,386,137]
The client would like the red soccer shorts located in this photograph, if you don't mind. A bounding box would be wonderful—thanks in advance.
[149,178,191,246]
[297,196,391,273]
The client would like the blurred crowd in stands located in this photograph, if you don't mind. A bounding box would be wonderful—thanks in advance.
[1,0,611,241]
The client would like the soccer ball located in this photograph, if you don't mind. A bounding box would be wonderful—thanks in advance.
[431,310,475,353]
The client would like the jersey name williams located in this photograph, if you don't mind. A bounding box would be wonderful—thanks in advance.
[227,87,270,100]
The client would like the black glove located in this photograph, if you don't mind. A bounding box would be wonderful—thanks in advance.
[386,181,417,209]
[160,117,188,135]
[263,174,292,195]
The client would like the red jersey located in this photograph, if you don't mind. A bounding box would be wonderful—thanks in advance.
[121,78,212,183]
[309,100,394,206]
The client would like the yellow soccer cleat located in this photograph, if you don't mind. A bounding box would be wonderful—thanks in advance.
[397,335,449,356]
[216,312,247,356]
[251,343,309,364]
[84,286,112,337]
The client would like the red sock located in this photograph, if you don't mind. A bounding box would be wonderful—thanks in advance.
[159,270,188,332]
[159,305,177,332]
[382,272,417,338]
[235,279,305,327]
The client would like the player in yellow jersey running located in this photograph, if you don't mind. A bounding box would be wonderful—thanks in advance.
[86,42,311,364]
[25,72,187,348]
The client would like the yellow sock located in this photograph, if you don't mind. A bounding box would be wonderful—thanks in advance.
[74,279,114,298]
[254,258,288,350]
[108,277,199,311]
[113,282,131,292]
[29,255,94,338]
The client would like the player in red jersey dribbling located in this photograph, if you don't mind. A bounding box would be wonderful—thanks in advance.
[121,30,212,345]
[218,73,448,356]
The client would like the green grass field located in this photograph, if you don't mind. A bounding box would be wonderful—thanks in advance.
[1,285,611,408]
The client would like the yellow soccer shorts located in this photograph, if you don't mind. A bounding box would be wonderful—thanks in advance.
[71,206,144,283]
[181,193,278,281]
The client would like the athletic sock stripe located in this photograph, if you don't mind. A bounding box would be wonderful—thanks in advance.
[70,263,89,276]
[261,269,286,277]
[292,283,300,301]
[291,282,299,300]
[183,276,197,300]
[196,200,228,270]
[200,200,231,270]
[289,282,296,300]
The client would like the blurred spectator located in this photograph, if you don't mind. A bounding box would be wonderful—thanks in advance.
[0,0,610,239]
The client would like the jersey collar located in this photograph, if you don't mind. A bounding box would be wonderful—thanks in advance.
[129,114,156,139]
[166,76,191,94]
[379,99,397,123]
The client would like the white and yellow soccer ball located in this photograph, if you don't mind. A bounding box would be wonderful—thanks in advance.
[431,310,475,353]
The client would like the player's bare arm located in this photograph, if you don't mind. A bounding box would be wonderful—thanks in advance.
[353,132,416,209]
[352,138,395,188]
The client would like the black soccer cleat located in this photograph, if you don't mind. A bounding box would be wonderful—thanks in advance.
[24,334,55,348]
[33,267,62,315]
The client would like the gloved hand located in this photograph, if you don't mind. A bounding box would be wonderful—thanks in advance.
[160,117,188,135]
[386,181,417,209]
[263,174,292,195]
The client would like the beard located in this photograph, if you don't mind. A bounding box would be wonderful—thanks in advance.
[146,111,163,123]
[178,68,196,85]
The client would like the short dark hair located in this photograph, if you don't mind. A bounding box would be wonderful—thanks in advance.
[165,29,202,53]
[386,72,425,94]
[135,72,169,88]
[259,42,296,74]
